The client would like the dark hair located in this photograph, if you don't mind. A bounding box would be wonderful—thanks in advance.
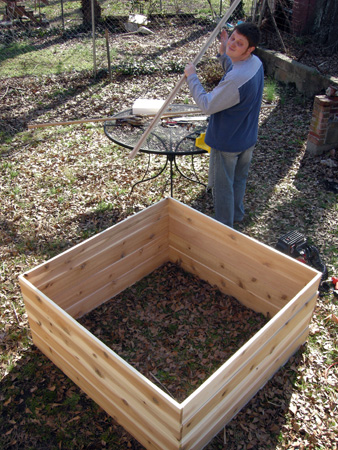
[234,22,261,48]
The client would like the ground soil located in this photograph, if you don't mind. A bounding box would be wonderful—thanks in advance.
[0,21,337,450]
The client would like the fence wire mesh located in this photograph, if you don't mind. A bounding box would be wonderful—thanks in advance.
[0,0,314,80]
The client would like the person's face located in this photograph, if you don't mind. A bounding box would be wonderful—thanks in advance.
[226,30,255,62]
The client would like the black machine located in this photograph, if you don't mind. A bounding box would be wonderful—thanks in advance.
[276,231,328,281]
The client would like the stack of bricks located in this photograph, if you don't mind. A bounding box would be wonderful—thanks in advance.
[306,92,338,155]
[292,0,317,35]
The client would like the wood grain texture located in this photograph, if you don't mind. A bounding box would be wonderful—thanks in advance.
[182,327,309,450]
[180,287,318,422]
[168,199,318,287]
[23,199,169,288]
[43,219,167,299]
[19,198,321,450]
[32,331,181,450]
[169,245,281,317]
[169,225,296,309]
[180,294,317,442]
[67,246,169,318]
[20,280,182,449]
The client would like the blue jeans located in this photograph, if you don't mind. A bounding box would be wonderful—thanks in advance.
[208,146,254,228]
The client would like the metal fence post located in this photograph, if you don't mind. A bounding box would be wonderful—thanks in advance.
[91,0,97,77]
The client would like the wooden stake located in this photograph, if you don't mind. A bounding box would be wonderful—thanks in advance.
[28,106,273,130]
[27,109,204,130]
[28,117,116,129]
[128,0,242,159]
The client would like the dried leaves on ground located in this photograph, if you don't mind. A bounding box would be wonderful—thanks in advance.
[1,25,338,450]
[79,262,268,403]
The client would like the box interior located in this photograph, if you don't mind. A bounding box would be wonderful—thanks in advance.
[19,198,321,450]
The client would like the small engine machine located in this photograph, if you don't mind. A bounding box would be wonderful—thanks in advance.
[276,231,328,281]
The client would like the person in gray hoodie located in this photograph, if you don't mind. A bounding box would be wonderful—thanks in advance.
[184,22,264,228]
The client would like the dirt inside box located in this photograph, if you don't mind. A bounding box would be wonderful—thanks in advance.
[78,261,269,403]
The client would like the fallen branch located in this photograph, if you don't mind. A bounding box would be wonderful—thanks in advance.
[266,1,287,53]
[150,372,175,399]
[324,361,338,380]
[0,86,9,102]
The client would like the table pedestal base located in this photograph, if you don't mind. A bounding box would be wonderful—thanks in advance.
[130,153,207,197]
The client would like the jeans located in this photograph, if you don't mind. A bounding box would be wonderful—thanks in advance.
[208,145,254,228]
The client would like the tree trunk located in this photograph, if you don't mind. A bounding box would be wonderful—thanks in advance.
[311,0,338,52]
[81,0,101,26]
[230,0,245,22]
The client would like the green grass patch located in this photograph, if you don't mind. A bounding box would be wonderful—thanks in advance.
[1,38,94,77]
[264,78,279,103]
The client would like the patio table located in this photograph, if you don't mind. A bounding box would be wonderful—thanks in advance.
[104,104,209,197]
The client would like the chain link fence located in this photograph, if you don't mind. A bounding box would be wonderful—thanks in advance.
[0,0,317,80]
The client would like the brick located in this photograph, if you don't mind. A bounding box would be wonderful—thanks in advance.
[307,92,338,150]
[308,132,324,146]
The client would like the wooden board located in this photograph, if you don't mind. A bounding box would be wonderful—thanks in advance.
[169,245,281,317]
[45,227,168,312]
[67,247,169,318]
[19,198,321,450]
[169,226,296,309]
[182,327,309,449]
[168,199,317,289]
[180,294,317,441]
[20,281,182,449]
[180,287,318,422]
[23,199,169,288]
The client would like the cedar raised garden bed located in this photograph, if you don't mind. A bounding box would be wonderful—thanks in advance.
[19,198,321,450]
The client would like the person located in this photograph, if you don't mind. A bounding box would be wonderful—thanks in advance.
[184,22,264,228]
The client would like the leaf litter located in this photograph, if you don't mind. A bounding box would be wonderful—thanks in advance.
[1,22,338,450]
[78,261,269,403]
